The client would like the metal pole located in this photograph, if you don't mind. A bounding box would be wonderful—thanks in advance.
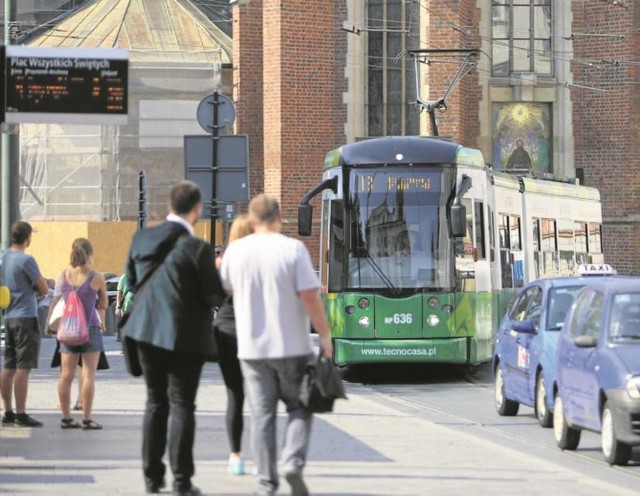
[1,0,12,250]
[210,92,219,245]
[138,170,147,230]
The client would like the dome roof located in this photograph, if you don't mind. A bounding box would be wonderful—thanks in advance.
[28,0,232,64]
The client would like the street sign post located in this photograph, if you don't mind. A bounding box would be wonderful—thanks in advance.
[184,134,249,205]
[185,92,248,246]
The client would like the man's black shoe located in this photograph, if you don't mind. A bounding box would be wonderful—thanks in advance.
[1,411,15,426]
[14,414,43,427]
[146,479,166,494]
[172,485,202,496]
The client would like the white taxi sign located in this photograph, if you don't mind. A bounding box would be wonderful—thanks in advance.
[577,263,617,276]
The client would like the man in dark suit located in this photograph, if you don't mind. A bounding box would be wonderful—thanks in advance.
[122,181,225,496]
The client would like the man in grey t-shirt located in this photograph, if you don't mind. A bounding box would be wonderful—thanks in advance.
[1,221,49,427]
[220,194,332,496]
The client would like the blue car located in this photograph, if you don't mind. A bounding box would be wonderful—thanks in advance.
[493,265,619,427]
[553,278,640,465]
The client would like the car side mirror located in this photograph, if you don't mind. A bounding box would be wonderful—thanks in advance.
[574,335,598,348]
[511,319,536,334]
[298,204,313,236]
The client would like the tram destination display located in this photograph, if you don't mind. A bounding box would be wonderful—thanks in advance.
[4,46,128,125]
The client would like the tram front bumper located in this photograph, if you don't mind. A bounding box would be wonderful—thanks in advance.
[333,338,468,366]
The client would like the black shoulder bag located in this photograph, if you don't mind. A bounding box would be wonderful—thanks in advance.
[298,355,347,413]
[119,235,185,376]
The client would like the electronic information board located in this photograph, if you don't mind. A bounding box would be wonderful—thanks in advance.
[4,46,128,125]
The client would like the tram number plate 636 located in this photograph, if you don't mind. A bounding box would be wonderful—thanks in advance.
[385,313,413,324]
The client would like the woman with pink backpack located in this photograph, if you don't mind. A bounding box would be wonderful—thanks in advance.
[47,238,108,430]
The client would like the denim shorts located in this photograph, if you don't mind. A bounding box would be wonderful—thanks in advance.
[3,317,40,369]
[59,325,104,354]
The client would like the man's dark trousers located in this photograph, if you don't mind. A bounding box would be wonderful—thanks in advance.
[137,342,205,492]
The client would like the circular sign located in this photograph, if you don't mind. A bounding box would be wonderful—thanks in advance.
[197,93,236,135]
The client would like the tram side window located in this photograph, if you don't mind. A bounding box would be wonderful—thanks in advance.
[509,215,523,287]
[541,219,558,277]
[509,216,521,251]
[499,215,511,288]
[320,199,330,290]
[558,220,575,275]
[474,200,486,259]
[588,223,604,264]
[533,218,542,279]
[574,222,588,265]
[488,206,496,261]
[455,198,476,290]
[499,214,509,251]
[499,214,513,288]
[328,200,345,292]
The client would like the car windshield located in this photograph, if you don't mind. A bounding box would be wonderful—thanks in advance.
[609,293,640,341]
[546,286,581,330]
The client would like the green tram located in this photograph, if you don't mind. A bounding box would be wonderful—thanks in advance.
[298,136,604,366]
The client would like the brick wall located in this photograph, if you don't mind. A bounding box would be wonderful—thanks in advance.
[233,0,264,198]
[234,0,346,260]
[424,0,481,146]
[572,1,640,274]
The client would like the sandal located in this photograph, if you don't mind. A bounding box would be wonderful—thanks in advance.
[73,402,82,411]
[61,418,81,429]
[81,419,102,430]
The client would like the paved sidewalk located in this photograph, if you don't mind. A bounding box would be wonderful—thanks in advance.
[1,337,638,495]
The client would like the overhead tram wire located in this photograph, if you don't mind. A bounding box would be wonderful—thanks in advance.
[410,0,629,70]
[201,1,636,85]
[38,0,124,47]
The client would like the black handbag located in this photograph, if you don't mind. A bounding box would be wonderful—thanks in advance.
[299,356,347,413]
[117,311,142,376]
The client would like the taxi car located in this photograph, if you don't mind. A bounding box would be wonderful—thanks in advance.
[493,264,618,427]
[553,277,640,465]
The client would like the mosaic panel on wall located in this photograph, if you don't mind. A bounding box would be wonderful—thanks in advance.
[492,102,552,173]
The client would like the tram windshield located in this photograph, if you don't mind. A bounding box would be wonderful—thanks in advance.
[346,167,455,291]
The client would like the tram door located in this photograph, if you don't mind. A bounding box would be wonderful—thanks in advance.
[456,199,490,292]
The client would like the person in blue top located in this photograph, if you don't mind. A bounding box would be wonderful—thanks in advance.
[0,221,49,427]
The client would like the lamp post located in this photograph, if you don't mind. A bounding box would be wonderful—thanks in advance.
[1,0,13,249]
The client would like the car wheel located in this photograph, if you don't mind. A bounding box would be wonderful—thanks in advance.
[535,373,553,428]
[553,393,580,450]
[601,401,632,466]
[495,366,519,416]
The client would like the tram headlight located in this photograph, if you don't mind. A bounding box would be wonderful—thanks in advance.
[427,314,440,327]
[358,316,370,327]
[428,297,439,308]
[442,304,454,315]
[358,298,370,309]
[345,305,356,315]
